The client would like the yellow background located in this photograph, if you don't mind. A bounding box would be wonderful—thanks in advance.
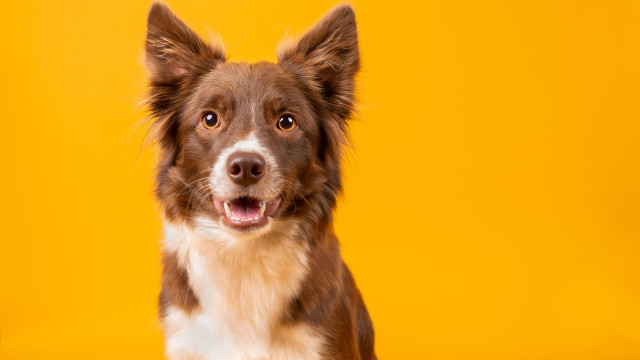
[1,0,640,359]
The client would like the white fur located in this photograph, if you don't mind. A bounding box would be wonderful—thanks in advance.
[209,132,281,202]
[162,219,323,360]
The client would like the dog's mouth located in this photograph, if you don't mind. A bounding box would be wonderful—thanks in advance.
[213,196,281,229]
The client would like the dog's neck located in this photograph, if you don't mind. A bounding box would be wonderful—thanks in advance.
[161,218,322,359]
[163,216,310,309]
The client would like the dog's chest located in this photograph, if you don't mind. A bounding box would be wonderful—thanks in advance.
[162,222,322,360]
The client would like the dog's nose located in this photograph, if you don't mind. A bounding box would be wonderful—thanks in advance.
[226,152,265,186]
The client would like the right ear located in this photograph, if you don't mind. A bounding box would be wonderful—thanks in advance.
[145,3,224,153]
[145,2,225,85]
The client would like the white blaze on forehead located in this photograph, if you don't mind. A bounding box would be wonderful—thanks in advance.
[210,132,280,201]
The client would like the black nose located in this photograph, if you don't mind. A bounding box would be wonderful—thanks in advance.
[226,152,265,186]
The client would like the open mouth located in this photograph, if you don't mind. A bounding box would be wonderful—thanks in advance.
[213,196,281,229]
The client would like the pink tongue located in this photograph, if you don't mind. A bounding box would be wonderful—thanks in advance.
[229,198,261,220]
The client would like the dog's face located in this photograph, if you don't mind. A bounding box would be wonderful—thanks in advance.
[170,63,318,234]
[145,3,359,237]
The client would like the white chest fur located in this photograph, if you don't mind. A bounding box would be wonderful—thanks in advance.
[162,219,322,360]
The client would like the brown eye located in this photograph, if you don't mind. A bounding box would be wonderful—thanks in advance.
[277,115,297,132]
[202,112,220,129]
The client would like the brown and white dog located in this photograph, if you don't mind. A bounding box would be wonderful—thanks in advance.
[144,3,376,359]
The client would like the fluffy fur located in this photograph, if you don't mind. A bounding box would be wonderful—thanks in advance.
[144,3,375,359]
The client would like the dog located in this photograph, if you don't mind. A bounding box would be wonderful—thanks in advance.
[144,3,376,359]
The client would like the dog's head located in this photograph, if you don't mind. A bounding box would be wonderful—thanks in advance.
[145,3,359,237]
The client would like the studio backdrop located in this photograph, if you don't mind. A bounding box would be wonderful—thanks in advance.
[1,0,640,359]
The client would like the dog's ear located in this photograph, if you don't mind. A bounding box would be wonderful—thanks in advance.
[145,2,224,85]
[145,3,224,155]
[277,5,360,120]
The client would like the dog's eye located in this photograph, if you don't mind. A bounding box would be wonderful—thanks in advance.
[202,112,220,129]
[277,115,297,132]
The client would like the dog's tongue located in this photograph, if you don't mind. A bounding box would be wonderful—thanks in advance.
[229,198,261,221]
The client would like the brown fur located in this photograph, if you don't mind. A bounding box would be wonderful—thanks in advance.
[145,3,375,359]
[159,251,200,317]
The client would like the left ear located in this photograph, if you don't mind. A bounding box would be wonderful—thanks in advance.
[277,5,360,119]
[146,2,225,85]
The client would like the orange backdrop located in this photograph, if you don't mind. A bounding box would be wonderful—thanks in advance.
[2,1,640,359]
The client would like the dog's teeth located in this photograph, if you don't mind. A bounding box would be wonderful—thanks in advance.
[224,202,232,218]
[259,201,266,217]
